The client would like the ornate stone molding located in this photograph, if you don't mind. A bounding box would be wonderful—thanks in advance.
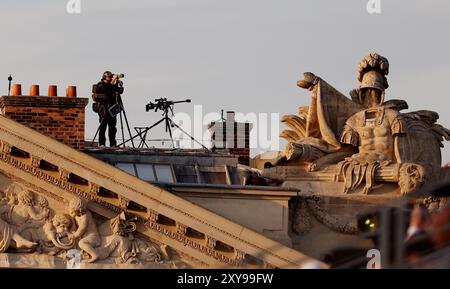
[0,187,169,266]
[89,182,100,195]
[176,222,188,235]
[0,120,320,268]
[31,155,42,168]
[0,147,303,268]
[264,262,277,269]
[119,196,130,210]
[146,209,159,223]
[59,168,70,181]
[234,249,246,265]
[1,140,11,154]
[144,221,237,266]
[293,195,358,235]
[205,236,217,249]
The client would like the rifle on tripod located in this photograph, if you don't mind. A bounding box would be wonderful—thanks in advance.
[118,98,208,151]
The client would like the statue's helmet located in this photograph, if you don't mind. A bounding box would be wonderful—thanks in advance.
[360,70,387,91]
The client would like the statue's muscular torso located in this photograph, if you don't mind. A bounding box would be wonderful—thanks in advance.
[341,107,405,163]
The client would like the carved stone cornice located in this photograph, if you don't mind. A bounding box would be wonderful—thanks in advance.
[59,168,70,181]
[146,209,159,223]
[31,155,42,168]
[205,236,217,249]
[264,262,277,269]
[143,220,238,266]
[89,182,100,195]
[234,249,246,265]
[0,115,324,268]
[119,196,130,210]
[1,140,11,154]
[0,151,307,268]
[176,222,188,235]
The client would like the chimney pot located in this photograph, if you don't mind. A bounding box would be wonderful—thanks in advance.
[11,84,22,96]
[1,86,88,150]
[48,85,58,97]
[66,86,77,97]
[29,85,40,96]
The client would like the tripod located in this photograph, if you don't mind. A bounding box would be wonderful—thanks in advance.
[118,100,208,150]
[91,92,135,148]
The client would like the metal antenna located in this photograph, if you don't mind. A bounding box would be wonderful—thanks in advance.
[7,74,12,96]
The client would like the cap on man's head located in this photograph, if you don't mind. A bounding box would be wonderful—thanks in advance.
[102,71,113,80]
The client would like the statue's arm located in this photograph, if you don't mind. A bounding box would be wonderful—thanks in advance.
[27,206,47,221]
[340,123,359,147]
[72,215,88,239]
[391,114,406,136]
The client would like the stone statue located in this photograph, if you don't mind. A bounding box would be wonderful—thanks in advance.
[96,212,162,264]
[43,213,75,255]
[8,190,51,242]
[272,52,450,195]
[67,197,101,262]
[0,185,169,267]
[0,188,39,253]
[337,56,404,194]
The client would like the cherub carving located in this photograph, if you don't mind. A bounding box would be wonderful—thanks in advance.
[9,190,50,228]
[4,189,51,244]
[0,218,38,252]
[43,213,75,255]
[0,189,38,252]
[67,197,101,262]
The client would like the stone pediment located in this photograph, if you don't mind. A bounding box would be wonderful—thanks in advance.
[0,115,323,268]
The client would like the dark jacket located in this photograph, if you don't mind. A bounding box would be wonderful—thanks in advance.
[95,81,124,107]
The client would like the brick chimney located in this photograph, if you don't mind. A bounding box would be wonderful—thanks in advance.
[0,84,89,149]
[208,111,253,165]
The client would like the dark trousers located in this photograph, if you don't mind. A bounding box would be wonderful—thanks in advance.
[99,114,117,146]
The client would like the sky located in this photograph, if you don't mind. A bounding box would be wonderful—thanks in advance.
[1,0,450,162]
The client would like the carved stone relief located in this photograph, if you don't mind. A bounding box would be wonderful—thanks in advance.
[273,52,450,195]
[0,183,179,267]
[292,196,359,235]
